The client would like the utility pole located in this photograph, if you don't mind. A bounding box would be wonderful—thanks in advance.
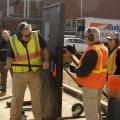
[24,0,27,17]
[0,11,3,30]
[80,0,83,18]
[27,0,30,18]
[7,0,10,17]
[44,0,47,7]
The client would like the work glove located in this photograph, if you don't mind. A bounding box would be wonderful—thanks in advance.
[42,61,49,70]
[64,44,77,55]
[69,65,76,73]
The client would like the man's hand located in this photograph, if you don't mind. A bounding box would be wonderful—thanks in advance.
[42,61,49,69]
[64,44,77,55]
[69,65,76,73]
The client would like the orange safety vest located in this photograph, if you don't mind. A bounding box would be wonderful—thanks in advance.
[76,44,108,89]
[108,75,120,98]
[108,46,120,98]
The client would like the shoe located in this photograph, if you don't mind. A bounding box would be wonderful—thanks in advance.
[20,113,27,120]
[0,85,6,92]
[0,91,6,97]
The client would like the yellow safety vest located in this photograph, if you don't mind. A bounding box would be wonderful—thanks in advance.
[108,46,120,98]
[10,31,42,72]
[108,47,120,74]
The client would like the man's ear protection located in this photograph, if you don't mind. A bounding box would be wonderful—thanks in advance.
[17,22,28,38]
[87,28,94,41]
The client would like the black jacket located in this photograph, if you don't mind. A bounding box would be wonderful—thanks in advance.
[0,39,8,61]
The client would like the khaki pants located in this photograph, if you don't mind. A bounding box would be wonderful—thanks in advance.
[82,87,102,120]
[10,71,42,120]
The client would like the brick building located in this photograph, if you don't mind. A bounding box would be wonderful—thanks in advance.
[0,0,120,32]
[0,0,43,33]
[45,0,120,19]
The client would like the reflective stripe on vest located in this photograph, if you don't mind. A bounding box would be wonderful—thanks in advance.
[10,31,42,72]
[92,46,107,74]
[76,44,108,89]
[11,35,19,56]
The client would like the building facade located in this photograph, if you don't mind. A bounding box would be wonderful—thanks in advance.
[45,0,120,20]
[0,0,120,32]
[0,0,43,33]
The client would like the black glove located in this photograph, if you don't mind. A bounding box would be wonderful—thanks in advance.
[69,65,76,73]
[64,45,77,54]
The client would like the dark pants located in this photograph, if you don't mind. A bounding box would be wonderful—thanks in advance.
[0,61,8,92]
[107,97,120,120]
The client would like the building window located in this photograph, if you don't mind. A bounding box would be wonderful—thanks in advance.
[29,0,42,18]
[65,19,76,31]
[9,0,24,17]
[9,6,14,15]
[8,0,43,18]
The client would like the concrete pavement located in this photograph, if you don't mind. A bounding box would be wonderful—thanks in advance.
[0,71,86,120]
[0,71,34,120]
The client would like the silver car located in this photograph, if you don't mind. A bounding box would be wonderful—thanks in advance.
[64,37,88,53]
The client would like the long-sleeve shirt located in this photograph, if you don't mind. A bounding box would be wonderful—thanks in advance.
[75,42,103,77]
[0,39,8,61]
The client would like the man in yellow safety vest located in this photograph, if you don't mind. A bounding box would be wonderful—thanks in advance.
[5,22,49,120]
[107,32,120,120]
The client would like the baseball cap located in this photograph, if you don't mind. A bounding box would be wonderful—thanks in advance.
[106,32,118,40]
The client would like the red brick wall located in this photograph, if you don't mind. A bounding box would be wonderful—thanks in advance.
[64,0,120,20]
[82,0,120,19]
[1,0,120,31]
[45,0,120,19]
[64,0,81,19]
[1,0,43,31]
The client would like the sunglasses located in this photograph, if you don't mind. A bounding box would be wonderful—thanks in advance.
[24,33,31,37]
[108,39,115,41]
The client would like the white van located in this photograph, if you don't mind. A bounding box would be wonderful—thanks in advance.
[76,17,120,43]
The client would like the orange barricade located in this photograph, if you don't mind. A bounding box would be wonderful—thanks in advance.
[108,75,120,99]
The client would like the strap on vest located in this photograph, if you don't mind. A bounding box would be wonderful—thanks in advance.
[11,35,19,56]
[12,32,39,56]
[32,32,39,55]
[92,45,107,74]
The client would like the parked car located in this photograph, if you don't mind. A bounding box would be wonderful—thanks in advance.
[64,35,76,38]
[64,37,88,53]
